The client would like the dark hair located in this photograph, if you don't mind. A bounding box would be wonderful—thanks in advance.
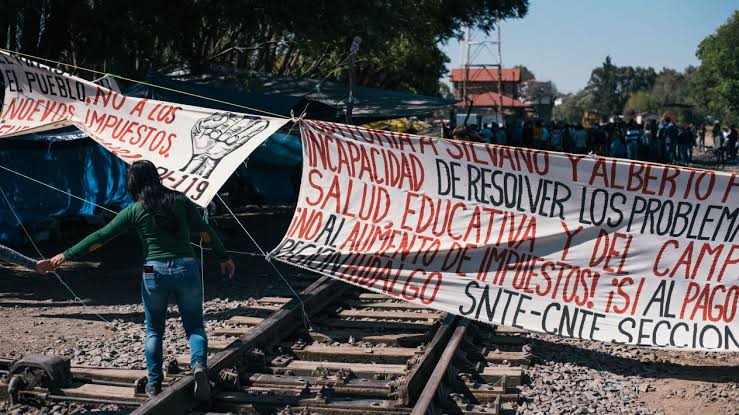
[127,160,180,236]
[452,125,470,139]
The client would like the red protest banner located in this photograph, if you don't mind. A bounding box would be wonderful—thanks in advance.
[271,120,739,351]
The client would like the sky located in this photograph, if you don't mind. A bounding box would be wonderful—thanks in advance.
[440,0,737,93]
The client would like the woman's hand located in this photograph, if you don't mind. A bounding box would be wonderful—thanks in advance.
[35,259,53,274]
[50,253,67,269]
[219,259,236,279]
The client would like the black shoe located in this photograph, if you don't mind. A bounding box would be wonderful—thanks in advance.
[145,383,161,398]
[193,366,211,402]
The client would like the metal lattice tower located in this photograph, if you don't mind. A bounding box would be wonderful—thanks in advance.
[461,18,504,121]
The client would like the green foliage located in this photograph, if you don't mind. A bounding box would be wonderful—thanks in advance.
[520,80,557,103]
[585,56,657,117]
[695,11,739,124]
[623,91,657,117]
[612,68,703,124]
[514,65,536,81]
[438,82,453,99]
[0,0,528,96]
[552,89,594,124]
[573,11,737,127]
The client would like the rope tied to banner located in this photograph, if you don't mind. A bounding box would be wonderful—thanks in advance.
[200,207,209,312]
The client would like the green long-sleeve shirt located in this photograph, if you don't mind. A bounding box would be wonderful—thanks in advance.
[64,196,229,262]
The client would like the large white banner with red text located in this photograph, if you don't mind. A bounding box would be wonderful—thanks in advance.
[271,120,739,351]
[0,51,287,207]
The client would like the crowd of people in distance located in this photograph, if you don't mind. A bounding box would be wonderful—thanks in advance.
[449,116,739,166]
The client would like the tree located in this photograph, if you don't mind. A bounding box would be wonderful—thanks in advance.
[0,0,530,96]
[585,56,657,118]
[623,91,657,117]
[519,80,558,106]
[552,89,594,124]
[618,66,657,96]
[651,68,687,106]
[695,11,739,124]
[647,67,701,123]
[586,56,620,117]
[438,82,453,99]
[514,65,536,81]
[557,12,736,126]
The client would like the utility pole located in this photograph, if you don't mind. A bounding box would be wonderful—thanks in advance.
[462,27,471,102]
[496,16,503,121]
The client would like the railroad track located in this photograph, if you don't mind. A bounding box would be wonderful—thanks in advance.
[0,274,533,414]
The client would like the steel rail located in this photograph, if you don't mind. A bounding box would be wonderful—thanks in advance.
[410,318,470,415]
[396,314,459,406]
[131,276,345,415]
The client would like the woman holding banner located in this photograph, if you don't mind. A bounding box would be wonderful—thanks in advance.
[49,160,236,400]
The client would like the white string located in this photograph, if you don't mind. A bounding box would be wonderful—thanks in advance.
[200,237,205,311]
[200,209,208,311]
[0,163,263,258]
[0,164,118,214]
[0,186,111,323]
[215,194,312,328]
[285,120,299,138]
[285,102,309,138]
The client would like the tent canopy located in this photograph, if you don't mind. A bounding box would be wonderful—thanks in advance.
[125,73,338,120]
[164,68,456,122]
[248,75,456,122]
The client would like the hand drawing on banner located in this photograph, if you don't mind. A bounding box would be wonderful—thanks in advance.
[181,112,269,178]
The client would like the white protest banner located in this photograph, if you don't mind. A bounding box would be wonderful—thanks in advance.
[0,51,288,206]
[271,120,739,351]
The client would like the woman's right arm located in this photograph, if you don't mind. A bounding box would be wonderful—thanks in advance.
[57,208,133,263]
[184,200,235,278]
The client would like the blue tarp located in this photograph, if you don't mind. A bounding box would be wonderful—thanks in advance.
[0,140,132,244]
[238,132,302,204]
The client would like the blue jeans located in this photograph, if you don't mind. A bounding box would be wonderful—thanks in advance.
[141,257,206,387]
[665,141,676,163]
[679,144,690,165]
[626,140,640,160]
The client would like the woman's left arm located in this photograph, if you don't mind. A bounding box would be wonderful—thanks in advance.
[185,201,235,278]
